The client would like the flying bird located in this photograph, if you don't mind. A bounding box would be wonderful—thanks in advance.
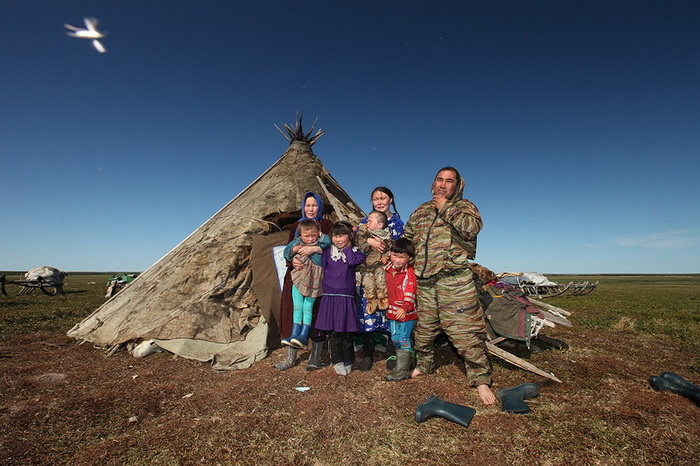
[64,17,107,53]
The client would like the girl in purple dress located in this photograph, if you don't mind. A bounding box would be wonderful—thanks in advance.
[314,221,366,375]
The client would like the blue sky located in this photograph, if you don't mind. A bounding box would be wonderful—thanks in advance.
[2,1,698,274]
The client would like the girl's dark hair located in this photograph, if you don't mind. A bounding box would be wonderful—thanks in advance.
[330,221,354,238]
[297,219,321,233]
[371,186,399,217]
[391,238,415,258]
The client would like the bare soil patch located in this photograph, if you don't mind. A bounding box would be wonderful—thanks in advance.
[1,275,699,464]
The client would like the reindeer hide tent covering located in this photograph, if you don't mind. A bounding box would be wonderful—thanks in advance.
[67,140,364,370]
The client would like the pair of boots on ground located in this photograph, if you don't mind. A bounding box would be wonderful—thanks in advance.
[415,383,540,429]
[359,332,409,381]
[274,337,325,372]
[329,332,355,376]
[649,371,700,405]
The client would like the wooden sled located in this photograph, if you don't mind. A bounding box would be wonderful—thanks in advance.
[518,280,598,298]
[486,341,562,383]
[0,274,66,297]
[485,298,572,384]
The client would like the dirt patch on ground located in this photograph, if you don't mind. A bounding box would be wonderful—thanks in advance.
[2,326,699,465]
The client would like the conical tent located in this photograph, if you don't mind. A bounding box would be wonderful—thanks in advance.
[68,132,365,370]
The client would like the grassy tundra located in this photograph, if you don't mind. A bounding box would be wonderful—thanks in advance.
[1,273,699,465]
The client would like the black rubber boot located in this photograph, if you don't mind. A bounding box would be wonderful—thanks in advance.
[415,396,476,428]
[274,346,297,371]
[660,372,700,393]
[306,337,325,371]
[650,376,700,405]
[328,333,342,365]
[360,332,375,371]
[496,383,540,414]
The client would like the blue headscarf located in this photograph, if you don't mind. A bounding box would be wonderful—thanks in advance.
[300,191,324,221]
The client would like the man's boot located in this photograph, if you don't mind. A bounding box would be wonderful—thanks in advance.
[414,396,476,429]
[306,337,325,371]
[290,324,311,349]
[496,383,540,414]
[274,346,297,371]
[650,376,700,404]
[385,349,411,381]
[281,323,302,347]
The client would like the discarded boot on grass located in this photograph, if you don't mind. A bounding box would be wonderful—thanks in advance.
[650,375,700,405]
[660,372,700,393]
[415,396,476,429]
[496,383,540,414]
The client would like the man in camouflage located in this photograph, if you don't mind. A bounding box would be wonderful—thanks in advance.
[403,166,496,406]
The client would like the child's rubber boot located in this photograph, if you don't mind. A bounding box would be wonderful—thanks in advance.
[650,376,700,405]
[359,355,373,371]
[306,337,325,371]
[274,346,297,371]
[290,324,311,349]
[385,349,412,381]
[496,383,540,414]
[660,372,700,393]
[414,396,476,429]
[281,323,302,347]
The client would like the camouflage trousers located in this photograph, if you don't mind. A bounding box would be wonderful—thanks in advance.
[414,269,492,387]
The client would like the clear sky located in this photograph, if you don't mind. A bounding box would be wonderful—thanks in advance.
[2,1,699,274]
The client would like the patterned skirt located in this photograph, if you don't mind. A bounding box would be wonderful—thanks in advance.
[290,261,323,298]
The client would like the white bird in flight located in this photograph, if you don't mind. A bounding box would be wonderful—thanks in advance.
[64,17,107,53]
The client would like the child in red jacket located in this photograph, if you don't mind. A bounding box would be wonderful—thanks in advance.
[384,238,417,381]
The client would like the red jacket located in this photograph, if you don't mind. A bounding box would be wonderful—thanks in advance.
[385,264,417,322]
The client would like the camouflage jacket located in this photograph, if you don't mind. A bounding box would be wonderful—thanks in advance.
[404,176,482,280]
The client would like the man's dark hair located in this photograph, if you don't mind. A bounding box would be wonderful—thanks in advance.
[391,238,415,258]
[436,166,461,184]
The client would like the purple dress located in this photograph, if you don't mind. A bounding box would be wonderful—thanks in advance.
[315,245,366,332]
